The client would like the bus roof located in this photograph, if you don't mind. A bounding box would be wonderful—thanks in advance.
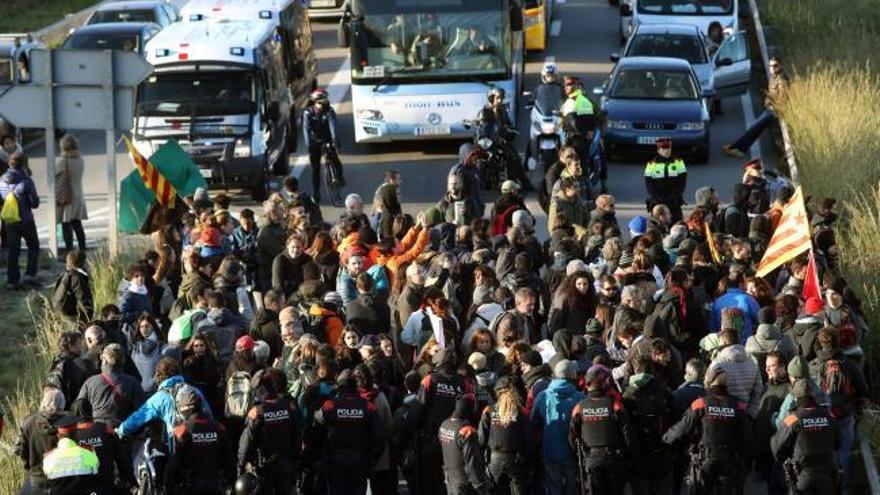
[180,0,296,22]
[145,19,275,67]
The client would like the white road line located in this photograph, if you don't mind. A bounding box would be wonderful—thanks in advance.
[556,0,565,4]
[740,92,763,160]
[291,56,352,180]
[544,55,556,64]
[550,20,562,37]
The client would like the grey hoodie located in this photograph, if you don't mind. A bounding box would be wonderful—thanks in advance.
[745,323,797,363]
[708,344,764,418]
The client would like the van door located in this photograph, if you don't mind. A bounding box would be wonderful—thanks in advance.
[712,31,750,98]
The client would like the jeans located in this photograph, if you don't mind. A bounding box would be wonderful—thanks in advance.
[730,109,776,152]
[6,221,38,284]
[62,219,86,251]
[544,458,578,495]
[838,414,855,493]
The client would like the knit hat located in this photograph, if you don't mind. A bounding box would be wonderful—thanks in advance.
[791,378,813,400]
[175,384,202,412]
[805,296,825,316]
[358,334,380,349]
[554,359,578,380]
[511,210,534,231]
[585,318,604,336]
[694,186,715,208]
[628,216,648,237]
[468,352,487,372]
[423,206,444,228]
[585,364,610,386]
[787,356,809,379]
[758,306,776,325]
[566,259,589,276]
[323,291,343,307]
[235,335,255,352]
[472,285,494,306]
[279,307,299,326]
[501,180,521,193]
[521,350,543,367]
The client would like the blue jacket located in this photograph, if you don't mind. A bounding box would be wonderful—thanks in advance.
[0,167,39,224]
[530,379,585,463]
[118,375,211,451]
[118,289,152,325]
[336,269,357,306]
[710,288,761,341]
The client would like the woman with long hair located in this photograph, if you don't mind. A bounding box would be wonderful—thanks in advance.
[334,325,364,371]
[412,336,441,377]
[478,377,529,494]
[130,315,165,392]
[468,328,507,376]
[182,334,222,415]
[746,276,776,309]
[57,134,88,251]
[548,271,597,337]
[307,230,340,289]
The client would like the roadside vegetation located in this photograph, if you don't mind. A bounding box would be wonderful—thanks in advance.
[0,0,96,33]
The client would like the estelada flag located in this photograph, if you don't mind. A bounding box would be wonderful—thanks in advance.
[122,135,177,208]
[704,221,723,265]
[756,186,811,277]
[802,249,822,301]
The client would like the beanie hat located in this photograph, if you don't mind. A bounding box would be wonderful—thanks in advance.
[791,378,813,399]
[521,350,543,367]
[787,356,809,379]
[511,210,534,231]
[758,306,776,325]
[585,318,604,336]
[235,335,255,352]
[467,352,487,372]
[566,259,589,276]
[553,359,578,380]
[694,186,715,208]
[805,296,825,316]
[423,206,444,228]
[628,216,648,237]
[175,384,202,412]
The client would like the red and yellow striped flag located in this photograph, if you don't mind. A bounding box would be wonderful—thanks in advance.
[122,135,177,208]
[756,186,811,277]
[704,221,722,265]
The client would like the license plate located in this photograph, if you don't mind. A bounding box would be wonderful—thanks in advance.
[539,139,557,150]
[199,169,212,178]
[414,125,451,136]
[309,0,335,7]
[637,136,664,145]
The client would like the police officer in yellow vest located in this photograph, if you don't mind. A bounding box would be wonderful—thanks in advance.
[645,138,687,222]
[561,76,595,119]
[42,414,110,495]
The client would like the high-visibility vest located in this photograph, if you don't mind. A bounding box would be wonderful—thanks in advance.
[644,158,686,179]
[561,90,594,116]
[43,438,99,480]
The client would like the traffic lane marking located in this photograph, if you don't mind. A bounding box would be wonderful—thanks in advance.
[550,20,562,37]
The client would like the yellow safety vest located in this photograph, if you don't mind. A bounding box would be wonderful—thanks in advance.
[644,158,686,179]
[561,90,595,116]
[43,438,100,480]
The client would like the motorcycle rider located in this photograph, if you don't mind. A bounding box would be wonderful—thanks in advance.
[477,87,535,192]
[525,62,566,170]
[303,88,345,202]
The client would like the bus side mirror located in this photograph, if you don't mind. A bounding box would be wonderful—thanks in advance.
[338,20,350,48]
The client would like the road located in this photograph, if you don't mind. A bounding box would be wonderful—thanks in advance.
[25,0,761,250]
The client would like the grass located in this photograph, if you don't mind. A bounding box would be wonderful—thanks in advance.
[0,0,97,33]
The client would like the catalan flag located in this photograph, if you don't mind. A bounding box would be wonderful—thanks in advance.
[756,186,811,277]
[704,221,723,265]
[123,135,177,208]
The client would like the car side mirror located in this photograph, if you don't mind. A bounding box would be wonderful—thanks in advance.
[592,87,604,97]
[609,53,620,62]
[716,57,733,67]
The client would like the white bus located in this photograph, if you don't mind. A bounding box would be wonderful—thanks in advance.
[340,0,524,143]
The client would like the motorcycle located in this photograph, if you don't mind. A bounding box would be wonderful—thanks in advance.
[524,85,564,172]
[463,119,509,191]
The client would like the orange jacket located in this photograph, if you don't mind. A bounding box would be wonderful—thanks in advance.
[309,304,344,347]
[376,226,430,275]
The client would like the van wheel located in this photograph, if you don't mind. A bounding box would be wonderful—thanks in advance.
[251,166,270,201]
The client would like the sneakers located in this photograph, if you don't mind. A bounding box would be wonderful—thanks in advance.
[722,145,745,157]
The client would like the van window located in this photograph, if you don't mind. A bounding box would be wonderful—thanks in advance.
[637,0,733,15]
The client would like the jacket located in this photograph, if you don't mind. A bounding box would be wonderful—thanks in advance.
[15,411,64,487]
[0,166,39,224]
[548,195,588,236]
[346,293,391,335]
[55,268,93,323]
[745,323,797,366]
[530,379,585,462]
[790,315,822,362]
[256,221,287,289]
[303,104,337,147]
[361,387,394,471]
[335,269,358,306]
[197,308,249,365]
[179,271,212,311]
[249,309,283,364]
[271,252,313,299]
[710,288,761,341]
[75,369,145,427]
[56,153,88,222]
[754,377,790,456]
[47,353,97,408]
[708,345,764,418]
[118,287,152,325]
[129,338,165,392]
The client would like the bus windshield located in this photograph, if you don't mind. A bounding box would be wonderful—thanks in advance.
[350,0,510,82]
[637,0,733,15]
[138,71,254,117]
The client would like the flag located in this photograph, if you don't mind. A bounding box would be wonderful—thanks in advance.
[802,249,821,301]
[118,171,156,234]
[148,139,208,199]
[704,221,722,265]
[756,186,811,277]
[123,135,177,208]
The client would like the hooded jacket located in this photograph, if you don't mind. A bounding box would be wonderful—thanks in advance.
[531,379,585,462]
[745,323,797,365]
[15,411,64,487]
[708,345,764,417]
[0,167,38,224]
[717,184,751,238]
[790,315,822,362]
[346,292,391,335]
[249,308,282,364]
[179,271,212,310]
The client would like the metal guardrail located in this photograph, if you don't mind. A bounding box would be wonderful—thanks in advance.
[747,0,880,491]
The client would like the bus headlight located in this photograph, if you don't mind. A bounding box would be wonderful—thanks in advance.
[606,119,629,129]
[233,137,251,158]
[357,109,385,121]
[680,122,705,131]
[477,137,493,149]
[540,122,556,134]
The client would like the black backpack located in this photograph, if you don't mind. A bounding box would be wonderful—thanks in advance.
[630,384,671,455]
[52,272,78,318]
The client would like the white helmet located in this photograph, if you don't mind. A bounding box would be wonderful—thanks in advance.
[541,62,558,79]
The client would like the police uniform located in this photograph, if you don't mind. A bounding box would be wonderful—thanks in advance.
[439,416,491,495]
[477,403,530,495]
[72,419,135,492]
[317,389,383,495]
[42,436,107,495]
[662,392,751,495]
[568,389,636,495]
[238,397,302,495]
[168,414,236,494]
[771,383,841,495]
[644,139,687,222]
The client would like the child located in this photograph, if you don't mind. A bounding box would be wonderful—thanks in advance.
[195,211,223,259]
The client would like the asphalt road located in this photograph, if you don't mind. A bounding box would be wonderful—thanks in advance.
[23,0,764,249]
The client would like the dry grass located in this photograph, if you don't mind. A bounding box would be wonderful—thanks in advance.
[0,0,96,33]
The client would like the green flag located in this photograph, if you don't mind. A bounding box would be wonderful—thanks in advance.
[118,170,156,234]
[149,139,208,197]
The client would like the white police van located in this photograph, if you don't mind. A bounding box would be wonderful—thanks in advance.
[620,0,740,42]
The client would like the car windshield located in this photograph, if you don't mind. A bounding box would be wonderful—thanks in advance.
[610,68,699,100]
[637,0,733,15]
[138,71,254,116]
[89,9,156,24]
[63,33,139,52]
[349,4,510,81]
[627,33,707,64]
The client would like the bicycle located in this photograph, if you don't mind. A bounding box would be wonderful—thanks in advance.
[136,437,166,495]
[320,142,343,207]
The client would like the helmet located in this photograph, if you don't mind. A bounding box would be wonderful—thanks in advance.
[487,87,505,103]
[310,88,329,103]
[174,385,201,415]
[541,62,557,79]
[234,473,261,495]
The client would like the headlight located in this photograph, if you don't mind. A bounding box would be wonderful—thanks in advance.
[356,109,384,121]
[606,119,629,129]
[680,122,705,131]
[540,122,556,134]
[233,137,251,158]
[477,137,493,149]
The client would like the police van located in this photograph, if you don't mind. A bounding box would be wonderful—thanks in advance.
[621,0,740,41]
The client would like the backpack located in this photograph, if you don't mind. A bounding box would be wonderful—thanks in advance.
[630,386,670,453]
[163,381,188,428]
[225,370,254,419]
[167,309,207,345]
[653,295,689,345]
[168,295,191,322]
[820,358,855,417]
[1,190,20,224]
[52,273,78,318]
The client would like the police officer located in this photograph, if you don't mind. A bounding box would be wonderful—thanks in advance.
[477,377,530,495]
[42,414,110,495]
[440,393,492,495]
[303,88,344,202]
[561,76,595,120]
[417,348,473,495]
[644,138,687,223]
[568,364,637,495]
[238,368,302,495]
[316,369,384,495]
[663,371,751,495]
[70,399,135,493]
[167,385,236,494]
[771,379,841,495]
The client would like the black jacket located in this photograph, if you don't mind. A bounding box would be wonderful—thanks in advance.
[75,369,145,427]
[271,253,313,300]
[250,309,283,364]
[346,293,391,336]
[47,353,97,408]
[15,411,64,487]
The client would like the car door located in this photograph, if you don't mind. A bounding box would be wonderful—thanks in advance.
[712,31,751,98]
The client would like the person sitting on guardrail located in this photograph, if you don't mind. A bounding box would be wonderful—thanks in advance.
[723,57,788,157]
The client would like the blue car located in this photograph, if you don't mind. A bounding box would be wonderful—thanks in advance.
[594,56,711,162]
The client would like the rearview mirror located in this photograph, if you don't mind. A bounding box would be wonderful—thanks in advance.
[716,57,733,67]
[609,53,620,62]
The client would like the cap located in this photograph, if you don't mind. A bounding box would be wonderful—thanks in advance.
[501,180,521,193]
[323,291,343,307]
[279,306,298,326]
[585,318,604,336]
[235,335,255,352]
[805,296,825,316]
[566,259,589,276]
[358,334,381,349]
[628,216,648,236]
[585,364,610,386]
[467,352,487,372]
[656,137,672,149]
[520,350,543,367]
[743,158,762,171]
[553,359,578,379]
[52,414,79,432]
[791,378,813,399]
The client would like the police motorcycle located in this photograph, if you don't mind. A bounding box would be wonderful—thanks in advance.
[523,85,564,172]
[462,118,510,191]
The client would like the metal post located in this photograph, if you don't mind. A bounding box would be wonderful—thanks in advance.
[44,51,58,259]
[104,50,119,255]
